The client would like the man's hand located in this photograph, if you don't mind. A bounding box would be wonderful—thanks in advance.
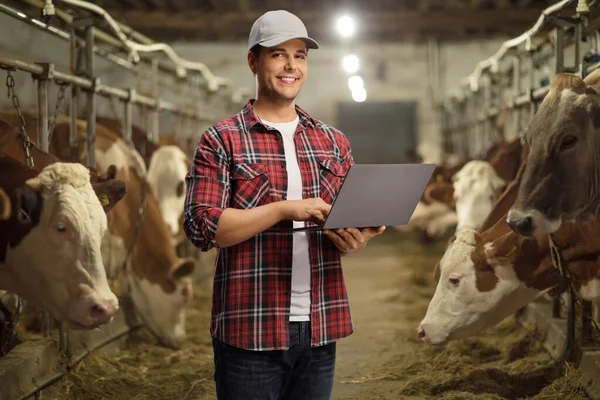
[324,226,386,256]
[280,198,332,224]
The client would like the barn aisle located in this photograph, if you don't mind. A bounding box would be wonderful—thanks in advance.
[48,230,588,399]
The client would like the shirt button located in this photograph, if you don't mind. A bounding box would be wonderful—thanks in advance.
[300,160,304,165]
[280,163,285,168]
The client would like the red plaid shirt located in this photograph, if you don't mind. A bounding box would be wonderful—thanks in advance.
[183,100,354,351]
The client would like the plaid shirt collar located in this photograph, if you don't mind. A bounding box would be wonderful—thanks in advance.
[242,99,317,131]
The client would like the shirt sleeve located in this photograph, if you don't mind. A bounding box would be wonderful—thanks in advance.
[183,130,230,251]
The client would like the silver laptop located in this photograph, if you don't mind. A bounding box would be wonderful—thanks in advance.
[283,163,435,232]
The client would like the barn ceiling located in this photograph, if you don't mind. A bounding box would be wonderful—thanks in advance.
[78,0,560,43]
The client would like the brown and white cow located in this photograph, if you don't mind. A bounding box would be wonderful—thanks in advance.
[0,118,126,330]
[96,118,191,246]
[508,70,600,237]
[46,115,196,348]
[428,160,506,232]
[418,178,600,345]
[0,161,122,330]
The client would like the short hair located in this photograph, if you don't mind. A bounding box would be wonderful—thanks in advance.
[250,43,309,59]
[250,44,263,59]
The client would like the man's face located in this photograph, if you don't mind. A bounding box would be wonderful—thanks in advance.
[249,38,308,103]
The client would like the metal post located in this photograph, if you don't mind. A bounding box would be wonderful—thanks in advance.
[511,55,521,141]
[37,77,49,152]
[125,89,134,145]
[85,25,96,169]
[151,58,159,143]
[483,74,491,146]
[69,27,79,148]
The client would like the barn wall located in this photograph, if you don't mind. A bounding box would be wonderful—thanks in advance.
[0,10,509,163]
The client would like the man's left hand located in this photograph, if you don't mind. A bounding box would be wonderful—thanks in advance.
[324,226,386,256]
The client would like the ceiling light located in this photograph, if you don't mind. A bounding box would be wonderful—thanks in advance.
[342,54,359,73]
[348,75,364,92]
[352,87,367,102]
[336,15,355,38]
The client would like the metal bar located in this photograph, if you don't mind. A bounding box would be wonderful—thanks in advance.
[556,27,565,74]
[0,55,210,120]
[0,2,136,72]
[37,78,49,152]
[69,27,79,148]
[85,26,96,169]
[125,90,134,145]
[151,58,159,142]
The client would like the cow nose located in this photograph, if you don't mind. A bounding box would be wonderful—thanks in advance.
[507,212,534,237]
[418,328,426,342]
[90,301,118,325]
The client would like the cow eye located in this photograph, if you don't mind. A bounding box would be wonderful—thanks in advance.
[56,224,67,233]
[559,135,577,151]
[449,277,460,286]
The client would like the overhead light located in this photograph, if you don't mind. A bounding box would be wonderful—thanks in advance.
[336,15,355,38]
[352,87,367,102]
[342,54,359,73]
[348,75,364,92]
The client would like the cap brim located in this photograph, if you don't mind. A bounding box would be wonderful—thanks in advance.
[259,35,319,50]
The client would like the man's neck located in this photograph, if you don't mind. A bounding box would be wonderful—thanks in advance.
[253,97,297,123]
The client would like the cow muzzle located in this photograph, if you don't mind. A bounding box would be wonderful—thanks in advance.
[507,209,561,237]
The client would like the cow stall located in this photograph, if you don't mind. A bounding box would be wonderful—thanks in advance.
[0,1,245,398]
[0,0,599,399]
[436,0,600,398]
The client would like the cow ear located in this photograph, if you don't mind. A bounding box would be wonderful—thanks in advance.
[169,258,195,280]
[424,182,454,205]
[8,185,43,246]
[92,180,126,213]
[484,230,521,262]
[98,165,118,182]
[584,69,600,93]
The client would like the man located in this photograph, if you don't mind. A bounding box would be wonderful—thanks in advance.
[183,9,385,400]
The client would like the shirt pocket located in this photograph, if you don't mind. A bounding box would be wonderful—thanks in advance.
[231,163,270,209]
[318,157,348,205]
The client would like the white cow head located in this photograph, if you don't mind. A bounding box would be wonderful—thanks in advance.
[1,163,119,329]
[146,145,189,244]
[451,160,506,231]
[418,228,540,345]
[127,258,195,349]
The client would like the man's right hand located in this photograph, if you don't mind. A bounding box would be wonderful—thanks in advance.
[280,198,331,224]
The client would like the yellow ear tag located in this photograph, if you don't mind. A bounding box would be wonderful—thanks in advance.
[99,193,109,207]
[436,174,443,182]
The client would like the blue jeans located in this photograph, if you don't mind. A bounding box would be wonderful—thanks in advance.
[212,321,336,400]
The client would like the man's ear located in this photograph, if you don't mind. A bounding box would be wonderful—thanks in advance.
[248,51,258,75]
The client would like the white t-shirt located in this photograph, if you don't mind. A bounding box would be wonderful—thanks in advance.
[261,116,311,322]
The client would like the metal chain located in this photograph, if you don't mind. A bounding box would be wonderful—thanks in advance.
[5,70,34,168]
[47,82,70,144]
[548,234,600,335]
[0,297,21,357]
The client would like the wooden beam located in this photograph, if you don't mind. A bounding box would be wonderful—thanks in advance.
[518,0,534,8]
[119,0,148,10]
[143,0,171,11]
[106,9,546,41]
[237,0,251,13]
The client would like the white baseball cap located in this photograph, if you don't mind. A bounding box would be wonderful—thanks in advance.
[248,10,319,51]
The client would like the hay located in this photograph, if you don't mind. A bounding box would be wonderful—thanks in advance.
[52,286,216,400]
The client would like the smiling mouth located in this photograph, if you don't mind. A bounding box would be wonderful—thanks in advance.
[277,76,298,85]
